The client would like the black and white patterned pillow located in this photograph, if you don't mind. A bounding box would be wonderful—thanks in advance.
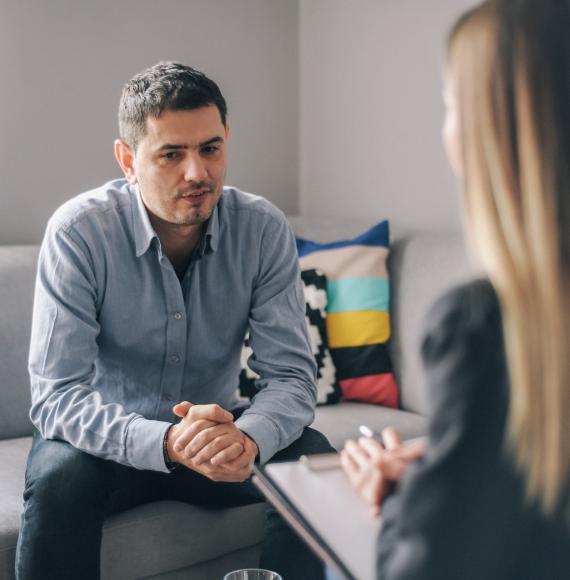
[238,269,341,405]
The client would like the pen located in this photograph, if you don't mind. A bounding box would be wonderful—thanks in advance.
[358,424,384,446]
[359,425,428,448]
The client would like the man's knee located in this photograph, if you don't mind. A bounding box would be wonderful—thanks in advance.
[298,427,336,454]
[271,427,335,462]
[23,435,110,519]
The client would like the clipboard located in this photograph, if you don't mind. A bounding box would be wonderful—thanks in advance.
[253,457,381,580]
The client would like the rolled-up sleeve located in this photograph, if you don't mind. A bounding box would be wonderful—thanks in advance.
[28,221,171,472]
[235,215,317,464]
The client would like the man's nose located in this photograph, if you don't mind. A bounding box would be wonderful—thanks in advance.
[183,154,209,184]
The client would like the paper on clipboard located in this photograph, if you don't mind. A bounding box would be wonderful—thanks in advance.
[253,460,381,580]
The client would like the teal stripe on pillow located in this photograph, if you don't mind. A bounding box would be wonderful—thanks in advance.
[327,278,390,314]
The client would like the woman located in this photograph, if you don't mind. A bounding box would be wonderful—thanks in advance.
[342,0,570,578]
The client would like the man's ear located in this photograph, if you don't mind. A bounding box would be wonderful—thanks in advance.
[114,139,137,184]
[224,122,231,142]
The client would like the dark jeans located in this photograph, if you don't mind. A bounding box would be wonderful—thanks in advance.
[16,426,334,580]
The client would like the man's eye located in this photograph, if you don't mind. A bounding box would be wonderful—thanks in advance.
[202,146,220,155]
[161,152,180,160]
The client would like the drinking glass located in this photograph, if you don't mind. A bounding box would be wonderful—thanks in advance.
[223,569,282,580]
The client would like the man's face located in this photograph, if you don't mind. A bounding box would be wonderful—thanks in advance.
[129,106,228,229]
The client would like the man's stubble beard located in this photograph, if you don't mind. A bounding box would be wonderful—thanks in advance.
[174,191,221,227]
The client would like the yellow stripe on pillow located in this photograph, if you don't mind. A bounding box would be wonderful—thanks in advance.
[326,311,391,348]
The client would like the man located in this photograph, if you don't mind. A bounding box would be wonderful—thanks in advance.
[16,61,333,579]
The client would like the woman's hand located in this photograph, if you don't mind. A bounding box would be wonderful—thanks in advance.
[340,427,427,516]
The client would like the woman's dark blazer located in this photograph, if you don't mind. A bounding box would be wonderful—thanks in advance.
[376,279,570,580]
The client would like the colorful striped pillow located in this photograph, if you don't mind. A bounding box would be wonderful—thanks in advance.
[296,221,398,407]
[238,269,342,406]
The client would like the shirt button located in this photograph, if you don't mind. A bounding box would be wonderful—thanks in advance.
[174,312,183,320]
[170,355,180,364]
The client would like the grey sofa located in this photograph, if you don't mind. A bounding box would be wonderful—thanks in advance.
[0,218,471,579]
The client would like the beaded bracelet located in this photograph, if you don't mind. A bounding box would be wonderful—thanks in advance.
[163,424,179,472]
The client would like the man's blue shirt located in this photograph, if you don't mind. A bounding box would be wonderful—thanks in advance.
[28,179,317,471]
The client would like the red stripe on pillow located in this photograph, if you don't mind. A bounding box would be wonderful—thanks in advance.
[339,373,399,408]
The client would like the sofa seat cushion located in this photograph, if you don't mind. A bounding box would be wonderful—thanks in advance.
[100,500,266,579]
[312,402,428,451]
[0,437,266,580]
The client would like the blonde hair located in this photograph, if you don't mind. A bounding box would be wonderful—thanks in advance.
[448,0,570,512]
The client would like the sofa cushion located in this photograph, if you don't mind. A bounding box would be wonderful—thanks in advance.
[289,220,475,417]
[387,232,474,415]
[0,437,266,580]
[0,246,38,439]
[296,221,398,408]
[312,402,428,451]
[140,546,263,580]
[239,269,341,405]
[100,501,265,579]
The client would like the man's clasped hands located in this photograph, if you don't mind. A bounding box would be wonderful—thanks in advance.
[166,401,428,511]
[166,402,258,482]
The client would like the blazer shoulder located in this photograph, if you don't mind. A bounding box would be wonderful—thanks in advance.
[422,278,502,361]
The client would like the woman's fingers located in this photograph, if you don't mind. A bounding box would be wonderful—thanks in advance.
[341,448,384,510]
[359,436,385,459]
[340,449,360,485]
[344,439,373,470]
[378,456,409,480]
[400,439,427,460]
[343,434,427,509]
[382,427,402,450]
[378,443,425,480]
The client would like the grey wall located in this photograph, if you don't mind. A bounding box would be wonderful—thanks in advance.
[299,0,476,234]
[0,0,299,244]
[2,1,482,245]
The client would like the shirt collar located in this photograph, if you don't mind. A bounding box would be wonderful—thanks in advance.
[131,183,221,258]
[201,199,220,255]
[131,184,158,258]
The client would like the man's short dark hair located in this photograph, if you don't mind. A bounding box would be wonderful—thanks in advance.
[118,61,227,150]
